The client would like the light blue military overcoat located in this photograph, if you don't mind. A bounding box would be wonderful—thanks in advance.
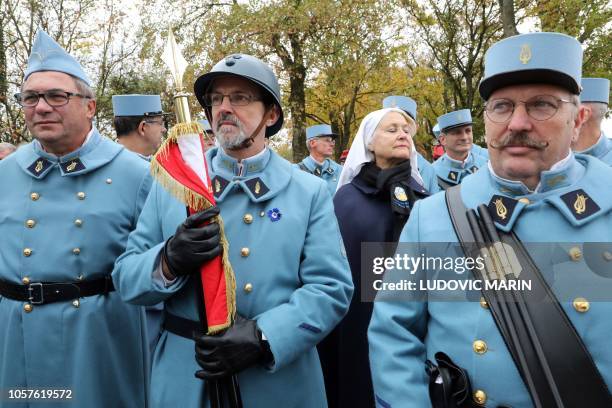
[296,155,343,196]
[0,129,152,407]
[576,133,612,165]
[432,151,488,186]
[113,147,353,408]
[369,154,612,407]
[416,152,441,194]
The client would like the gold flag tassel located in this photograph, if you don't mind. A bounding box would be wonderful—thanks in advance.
[150,121,237,334]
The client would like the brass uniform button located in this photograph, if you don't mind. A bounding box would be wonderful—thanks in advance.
[573,297,590,313]
[77,274,85,281]
[518,197,530,205]
[241,247,250,257]
[243,214,253,224]
[244,283,253,293]
[106,178,112,184]
[479,297,488,308]
[473,340,488,354]
[24,303,33,313]
[569,247,582,261]
[72,299,80,308]
[73,248,81,255]
[473,390,487,405]
[23,248,32,257]
[603,251,612,262]
[74,219,83,227]
[22,276,31,285]
[25,219,36,228]
[30,192,40,201]
[77,192,86,200]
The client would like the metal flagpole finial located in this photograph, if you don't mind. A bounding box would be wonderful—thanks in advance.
[162,27,191,123]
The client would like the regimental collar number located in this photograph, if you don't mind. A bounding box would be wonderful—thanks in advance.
[560,189,600,221]
[27,157,52,177]
[487,194,518,227]
[212,175,230,198]
[245,177,269,198]
[60,157,85,174]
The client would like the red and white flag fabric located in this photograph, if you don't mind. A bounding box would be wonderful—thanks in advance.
[151,122,236,334]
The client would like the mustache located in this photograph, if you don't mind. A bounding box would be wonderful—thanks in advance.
[489,131,549,150]
[216,113,240,130]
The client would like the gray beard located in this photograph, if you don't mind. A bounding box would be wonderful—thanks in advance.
[217,126,249,150]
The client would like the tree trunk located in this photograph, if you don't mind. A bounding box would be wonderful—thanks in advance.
[289,67,307,163]
[498,0,519,38]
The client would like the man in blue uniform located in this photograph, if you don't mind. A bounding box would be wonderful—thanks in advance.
[433,109,488,189]
[113,53,353,407]
[113,94,167,353]
[572,77,611,164]
[369,32,612,407]
[112,94,167,159]
[382,95,440,194]
[0,29,151,407]
[297,124,343,195]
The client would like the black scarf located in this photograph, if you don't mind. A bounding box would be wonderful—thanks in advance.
[357,160,419,241]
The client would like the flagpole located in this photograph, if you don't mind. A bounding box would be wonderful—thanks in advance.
[161,27,241,408]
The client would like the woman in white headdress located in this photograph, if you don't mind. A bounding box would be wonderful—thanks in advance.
[319,108,432,408]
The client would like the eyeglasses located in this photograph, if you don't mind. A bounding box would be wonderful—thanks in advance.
[14,90,91,107]
[316,136,336,144]
[484,94,575,123]
[203,92,260,107]
[144,119,165,126]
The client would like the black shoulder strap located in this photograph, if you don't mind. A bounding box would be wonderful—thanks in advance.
[445,185,611,408]
[437,176,454,191]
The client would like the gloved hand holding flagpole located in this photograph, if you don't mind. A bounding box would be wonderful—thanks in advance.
[153,28,242,408]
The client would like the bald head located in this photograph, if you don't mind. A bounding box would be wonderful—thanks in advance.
[0,142,16,160]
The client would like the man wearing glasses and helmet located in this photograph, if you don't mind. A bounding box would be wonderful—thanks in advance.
[114,53,353,407]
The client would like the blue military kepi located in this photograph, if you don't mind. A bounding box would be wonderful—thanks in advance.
[437,109,472,132]
[580,78,610,104]
[432,123,441,139]
[382,95,417,120]
[24,28,91,86]
[112,95,164,117]
[198,119,213,132]
[306,124,337,141]
[479,32,582,100]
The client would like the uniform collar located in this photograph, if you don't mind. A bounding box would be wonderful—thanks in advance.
[462,154,611,232]
[303,155,332,172]
[213,146,270,178]
[15,127,122,179]
[487,151,577,195]
[208,146,291,203]
[436,152,480,184]
[576,133,612,160]
[444,152,474,169]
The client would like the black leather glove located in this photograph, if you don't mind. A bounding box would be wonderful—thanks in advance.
[162,206,221,277]
[194,315,273,380]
